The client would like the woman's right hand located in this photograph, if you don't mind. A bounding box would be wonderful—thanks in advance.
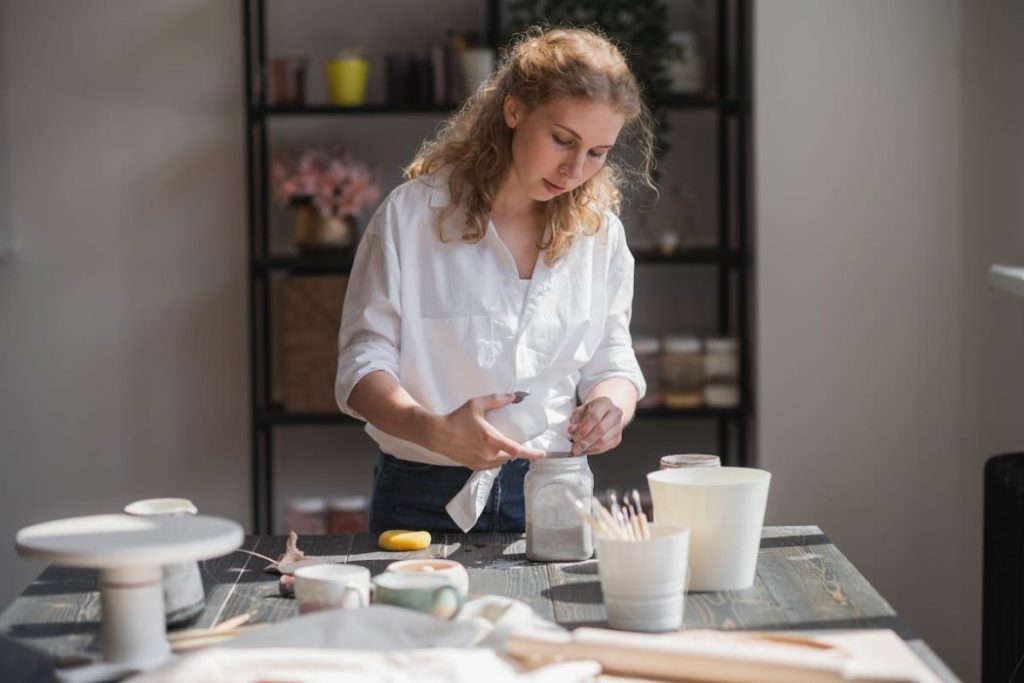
[427,393,546,471]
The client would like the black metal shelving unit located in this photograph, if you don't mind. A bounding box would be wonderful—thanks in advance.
[243,0,752,533]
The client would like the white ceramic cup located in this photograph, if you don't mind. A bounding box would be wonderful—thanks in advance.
[294,564,371,614]
[647,467,771,591]
[596,525,690,632]
[383,559,469,596]
[123,498,205,626]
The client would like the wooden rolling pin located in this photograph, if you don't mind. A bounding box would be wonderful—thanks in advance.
[506,627,912,683]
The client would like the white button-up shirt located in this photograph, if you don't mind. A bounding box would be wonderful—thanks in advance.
[335,172,646,529]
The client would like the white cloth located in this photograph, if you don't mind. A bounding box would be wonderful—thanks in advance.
[127,648,598,683]
[335,172,646,530]
[126,600,597,683]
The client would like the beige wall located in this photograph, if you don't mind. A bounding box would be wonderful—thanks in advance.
[756,1,1024,680]
[0,1,249,604]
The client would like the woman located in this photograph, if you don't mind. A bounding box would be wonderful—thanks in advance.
[335,27,656,534]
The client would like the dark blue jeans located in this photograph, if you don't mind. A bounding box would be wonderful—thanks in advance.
[369,453,528,534]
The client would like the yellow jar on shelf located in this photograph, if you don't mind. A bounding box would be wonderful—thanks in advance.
[661,335,703,409]
[324,57,369,106]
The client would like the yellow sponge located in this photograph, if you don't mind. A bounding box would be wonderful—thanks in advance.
[378,529,431,551]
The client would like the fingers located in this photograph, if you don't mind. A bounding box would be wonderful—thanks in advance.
[475,392,518,412]
[491,432,546,461]
[570,400,622,455]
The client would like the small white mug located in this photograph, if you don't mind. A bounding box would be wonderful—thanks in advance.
[294,564,371,614]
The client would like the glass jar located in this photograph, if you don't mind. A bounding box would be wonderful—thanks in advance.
[632,336,662,409]
[285,496,327,535]
[661,335,703,409]
[703,337,740,408]
[328,495,368,534]
[525,455,594,562]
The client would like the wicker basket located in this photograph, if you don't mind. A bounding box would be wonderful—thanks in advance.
[279,275,349,413]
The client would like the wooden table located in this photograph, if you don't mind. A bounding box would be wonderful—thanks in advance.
[0,525,959,682]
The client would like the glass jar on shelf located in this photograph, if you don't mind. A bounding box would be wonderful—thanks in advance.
[632,335,662,409]
[703,337,740,408]
[284,496,327,535]
[661,335,704,409]
[328,495,369,534]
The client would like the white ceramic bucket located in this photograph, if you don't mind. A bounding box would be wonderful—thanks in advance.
[646,467,770,591]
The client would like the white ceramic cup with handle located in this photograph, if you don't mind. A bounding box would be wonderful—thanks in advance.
[647,467,770,591]
[294,564,371,614]
[383,559,469,596]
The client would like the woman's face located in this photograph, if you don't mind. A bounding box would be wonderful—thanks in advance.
[504,95,626,202]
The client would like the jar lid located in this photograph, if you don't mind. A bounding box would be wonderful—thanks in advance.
[328,495,368,511]
[664,335,701,354]
[705,337,738,353]
[660,454,721,469]
[124,498,197,516]
[632,336,661,354]
[287,496,327,514]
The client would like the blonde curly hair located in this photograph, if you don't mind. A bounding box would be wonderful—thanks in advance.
[405,26,657,265]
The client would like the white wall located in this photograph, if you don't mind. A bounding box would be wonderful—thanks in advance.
[0,1,248,605]
[960,0,1024,680]
[757,2,1024,681]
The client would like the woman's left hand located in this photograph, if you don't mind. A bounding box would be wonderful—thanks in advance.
[567,397,624,456]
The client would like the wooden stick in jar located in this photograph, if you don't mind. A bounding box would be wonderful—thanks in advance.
[563,489,603,536]
[631,489,651,540]
[591,498,628,540]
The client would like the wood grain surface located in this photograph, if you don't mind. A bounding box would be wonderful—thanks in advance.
[0,526,959,681]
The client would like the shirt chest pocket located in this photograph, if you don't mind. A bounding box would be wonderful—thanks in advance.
[419,314,499,366]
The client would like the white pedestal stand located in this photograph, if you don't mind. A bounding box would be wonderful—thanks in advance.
[16,513,244,682]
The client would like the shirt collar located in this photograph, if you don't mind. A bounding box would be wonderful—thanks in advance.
[419,172,453,209]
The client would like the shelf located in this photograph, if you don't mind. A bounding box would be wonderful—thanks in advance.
[258,405,743,427]
[256,254,355,275]
[255,248,742,276]
[657,94,737,111]
[633,248,742,266]
[243,0,754,533]
[258,410,361,426]
[638,405,744,419]
[257,103,459,117]
[252,96,736,118]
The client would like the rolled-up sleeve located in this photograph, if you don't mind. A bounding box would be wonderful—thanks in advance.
[576,221,647,403]
[335,206,402,421]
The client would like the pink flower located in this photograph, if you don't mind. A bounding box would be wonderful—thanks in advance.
[271,145,383,220]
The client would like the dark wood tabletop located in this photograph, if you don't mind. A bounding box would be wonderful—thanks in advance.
[0,525,959,682]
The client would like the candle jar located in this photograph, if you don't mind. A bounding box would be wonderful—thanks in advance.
[525,454,594,562]
[661,335,703,409]
[285,496,327,535]
[327,495,368,534]
[703,337,740,408]
[632,336,662,409]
